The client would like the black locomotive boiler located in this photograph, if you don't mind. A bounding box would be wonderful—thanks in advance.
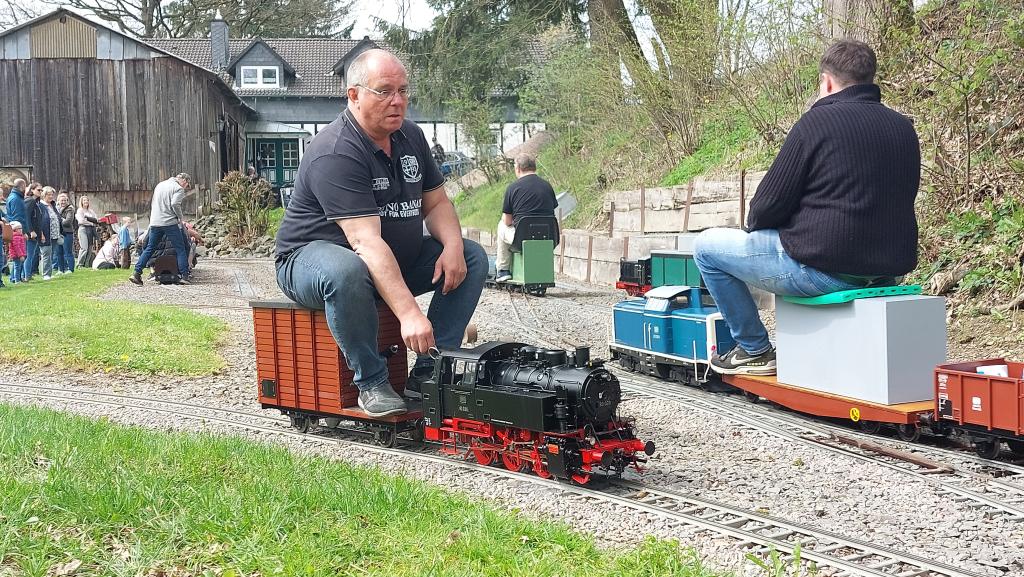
[422,342,655,484]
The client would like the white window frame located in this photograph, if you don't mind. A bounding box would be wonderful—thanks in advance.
[239,66,281,88]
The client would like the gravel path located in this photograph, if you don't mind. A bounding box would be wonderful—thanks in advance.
[2,259,1018,576]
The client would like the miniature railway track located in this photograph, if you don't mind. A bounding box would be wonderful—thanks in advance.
[478,300,1024,523]
[0,382,987,577]
[617,372,1024,522]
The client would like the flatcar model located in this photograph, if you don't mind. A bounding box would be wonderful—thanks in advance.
[612,282,1024,460]
[610,285,735,387]
[485,215,559,296]
[251,300,653,484]
[422,342,655,484]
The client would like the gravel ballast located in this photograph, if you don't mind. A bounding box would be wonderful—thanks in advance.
[2,258,1019,576]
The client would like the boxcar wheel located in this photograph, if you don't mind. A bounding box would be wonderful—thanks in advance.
[896,424,921,443]
[974,439,1002,459]
[859,421,882,435]
[289,415,313,433]
[1007,440,1024,455]
[374,428,396,448]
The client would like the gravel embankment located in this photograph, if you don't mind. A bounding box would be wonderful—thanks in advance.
[1,259,1019,576]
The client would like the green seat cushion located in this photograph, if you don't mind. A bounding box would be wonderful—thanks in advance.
[782,285,922,306]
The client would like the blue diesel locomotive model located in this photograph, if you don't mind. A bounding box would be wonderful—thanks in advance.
[610,286,735,386]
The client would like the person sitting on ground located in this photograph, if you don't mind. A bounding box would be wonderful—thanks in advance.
[92,230,120,270]
[274,49,487,418]
[8,222,26,284]
[692,40,921,377]
[130,173,192,286]
[494,154,558,282]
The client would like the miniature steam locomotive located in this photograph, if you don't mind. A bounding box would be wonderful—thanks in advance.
[422,342,654,484]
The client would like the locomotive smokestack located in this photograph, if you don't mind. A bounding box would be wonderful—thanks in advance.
[575,346,590,367]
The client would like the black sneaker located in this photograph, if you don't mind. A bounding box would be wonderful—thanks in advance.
[357,384,408,417]
[129,273,143,286]
[405,365,434,399]
[710,346,777,376]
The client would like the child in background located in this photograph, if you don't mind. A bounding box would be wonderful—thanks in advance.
[9,222,26,283]
[117,216,135,269]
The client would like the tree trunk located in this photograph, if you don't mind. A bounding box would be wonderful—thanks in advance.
[822,0,912,44]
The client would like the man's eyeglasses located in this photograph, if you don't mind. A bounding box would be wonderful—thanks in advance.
[356,84,411,102]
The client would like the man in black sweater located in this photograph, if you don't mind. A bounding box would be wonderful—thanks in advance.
[694,40,921,376]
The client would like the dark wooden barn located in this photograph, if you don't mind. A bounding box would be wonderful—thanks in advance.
[0,9,251,218]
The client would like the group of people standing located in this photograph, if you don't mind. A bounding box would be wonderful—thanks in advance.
[1,178,116,285]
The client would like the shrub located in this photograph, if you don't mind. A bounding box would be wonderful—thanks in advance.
[216,171,271,246]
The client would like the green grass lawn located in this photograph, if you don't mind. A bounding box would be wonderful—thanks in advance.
[453,175,514,231]
[0,268,226,375]
[0,404,725,577]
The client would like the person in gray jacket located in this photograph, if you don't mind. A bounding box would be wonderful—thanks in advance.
[129,173,192,285]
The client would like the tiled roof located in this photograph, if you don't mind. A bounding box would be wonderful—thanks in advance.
[147,37,367,97]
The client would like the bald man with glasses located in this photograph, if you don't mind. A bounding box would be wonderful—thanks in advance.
[274,49,487,418]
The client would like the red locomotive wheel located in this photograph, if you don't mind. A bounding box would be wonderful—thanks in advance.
[532,461,552,479]
[470,440,497,466]
[502,451,530,473]
[472,447,497,466]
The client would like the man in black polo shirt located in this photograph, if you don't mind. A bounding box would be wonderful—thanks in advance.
[495,154,558,281]
[275,49,487,417]
[694,40,920,376]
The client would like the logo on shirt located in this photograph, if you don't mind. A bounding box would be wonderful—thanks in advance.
[378,198,422,219]
[400,155,422,183]
[372,177,390,191]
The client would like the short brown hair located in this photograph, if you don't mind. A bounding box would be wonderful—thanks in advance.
[515,154,537,172]
[819,40,877,86]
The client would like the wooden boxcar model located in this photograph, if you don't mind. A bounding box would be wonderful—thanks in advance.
[252,299,408,423]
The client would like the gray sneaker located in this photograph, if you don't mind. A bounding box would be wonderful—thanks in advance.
[357,384,408,417]
[710,346,777,376]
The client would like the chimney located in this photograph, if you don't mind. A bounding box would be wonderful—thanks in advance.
[210,9,230,71]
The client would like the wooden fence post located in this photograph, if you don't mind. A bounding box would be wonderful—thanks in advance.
[586,235,594,283]
[639,184,646,234]
[739,169,747,228]
[559,233,565,274]
[683,181,694,232]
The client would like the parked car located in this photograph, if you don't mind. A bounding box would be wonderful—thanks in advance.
[440,151,475,178]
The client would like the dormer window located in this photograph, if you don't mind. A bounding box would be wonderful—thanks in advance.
[240,66,280,88]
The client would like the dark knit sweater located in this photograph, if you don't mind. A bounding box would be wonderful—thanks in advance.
[746,84,921,276]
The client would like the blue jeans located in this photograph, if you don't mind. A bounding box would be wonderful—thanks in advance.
[694,228,862,354]
[24,239,38,280]
[135,225,190,278]
[55,233,76,272]
[10,259,23,283]
[276,238,488,391]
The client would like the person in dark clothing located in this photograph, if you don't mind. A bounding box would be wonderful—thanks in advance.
[693,40,921,376]
[494,154,558,282]
[23,183,43,281]
[274,49,487,418]
[430,136,446,169]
